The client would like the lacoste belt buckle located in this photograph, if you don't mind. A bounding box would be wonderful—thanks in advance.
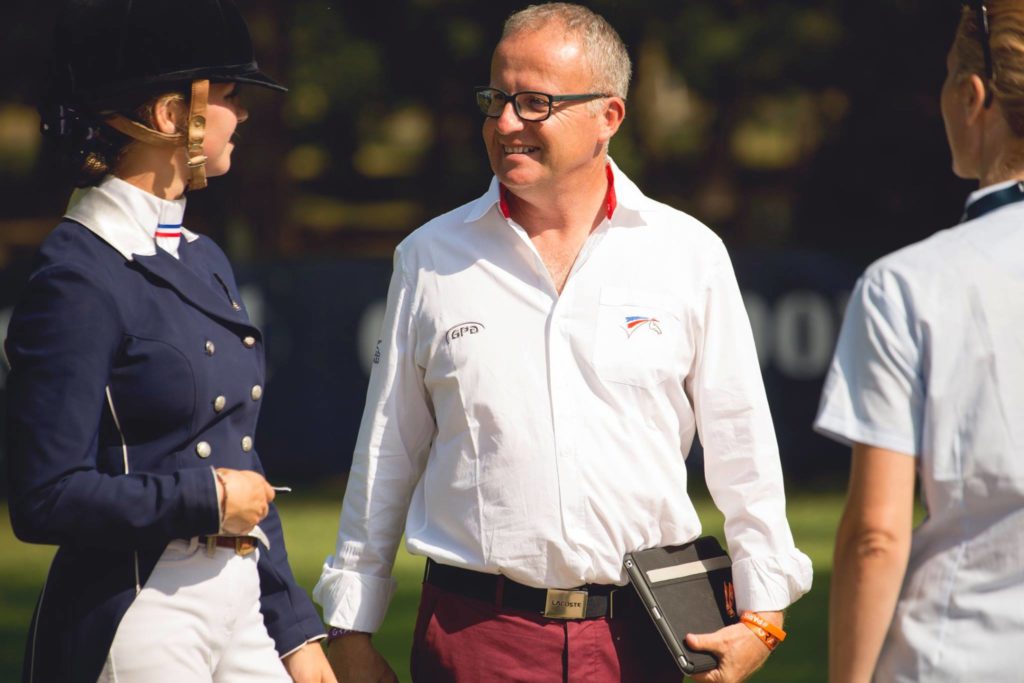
[543,589,588,619]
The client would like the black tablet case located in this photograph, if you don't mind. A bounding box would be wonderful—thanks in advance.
[623,536,739,675]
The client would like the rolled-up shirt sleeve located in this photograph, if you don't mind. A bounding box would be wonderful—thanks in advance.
[688,245,813,612]
[313,250,435,632]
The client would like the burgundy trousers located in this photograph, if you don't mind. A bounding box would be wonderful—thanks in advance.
[410,582,683,682]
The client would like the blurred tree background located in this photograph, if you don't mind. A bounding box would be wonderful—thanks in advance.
[0,0,973,483]
[0,5,978,677]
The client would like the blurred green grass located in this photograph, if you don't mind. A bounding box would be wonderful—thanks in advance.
[0,489,844,682]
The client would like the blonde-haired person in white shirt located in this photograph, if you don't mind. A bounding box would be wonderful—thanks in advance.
[817,2,1024,681]
[316,4,812,682]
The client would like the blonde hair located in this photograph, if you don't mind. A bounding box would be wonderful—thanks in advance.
[502,3,631,100]
[955,1,1024,135]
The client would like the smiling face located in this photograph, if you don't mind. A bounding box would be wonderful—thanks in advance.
[201,81,249,177]
[483,23,617,197]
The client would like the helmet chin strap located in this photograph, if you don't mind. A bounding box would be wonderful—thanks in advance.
[184,79,209,190]
[103,79,210,191]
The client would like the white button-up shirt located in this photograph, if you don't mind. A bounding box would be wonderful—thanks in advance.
[315,160,812,632]
[815,181,1024,681]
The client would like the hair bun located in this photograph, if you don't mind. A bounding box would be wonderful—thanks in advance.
[39,102,121,185]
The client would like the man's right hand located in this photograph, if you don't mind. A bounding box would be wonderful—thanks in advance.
[215,468,275,535]
[326,633,398,683]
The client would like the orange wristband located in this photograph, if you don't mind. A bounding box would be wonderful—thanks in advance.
[740,612,786,651]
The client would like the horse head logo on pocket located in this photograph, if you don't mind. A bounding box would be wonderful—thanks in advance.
[623,316,662,338]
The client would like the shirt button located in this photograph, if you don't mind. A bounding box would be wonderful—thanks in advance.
[232,302,242,311]
[196,441,212,459]
[241,436,253,452]
[205,340,216,356]
[250,385,263,401]
[242,336,256,348]
[213,395,227,412]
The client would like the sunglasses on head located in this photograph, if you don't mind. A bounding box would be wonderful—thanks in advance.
[963,0,994,106]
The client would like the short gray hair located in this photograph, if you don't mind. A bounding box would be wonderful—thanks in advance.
[501,3,631,100]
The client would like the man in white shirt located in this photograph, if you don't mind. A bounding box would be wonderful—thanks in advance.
[315,4,811,681]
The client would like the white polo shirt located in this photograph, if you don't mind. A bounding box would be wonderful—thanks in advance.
[815,181,1024,681]
[316,160,812,632]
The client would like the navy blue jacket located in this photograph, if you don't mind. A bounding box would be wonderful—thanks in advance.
[5,219,323,682]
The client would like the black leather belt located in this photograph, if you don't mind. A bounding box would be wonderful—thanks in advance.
[423,558,631,620]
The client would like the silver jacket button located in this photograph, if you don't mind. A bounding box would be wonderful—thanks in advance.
[241,436,253,452]
[196,441,212,458]
[242,336,256,348]
[205,340,216,356]
[250,385,263,401]
[213,395,227,413]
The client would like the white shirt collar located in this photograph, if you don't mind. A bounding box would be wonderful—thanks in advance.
[63,175,199,260]
[463,176,502,223]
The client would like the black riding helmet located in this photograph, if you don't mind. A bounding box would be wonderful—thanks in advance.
[42,0,286,190]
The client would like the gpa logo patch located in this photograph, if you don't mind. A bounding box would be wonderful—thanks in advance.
[446,322,485,343]
[623,315,662,337]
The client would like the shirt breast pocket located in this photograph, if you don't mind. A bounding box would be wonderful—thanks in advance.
[592,286,683,388]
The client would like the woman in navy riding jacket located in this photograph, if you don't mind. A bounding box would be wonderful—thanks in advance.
[5,1,334,681]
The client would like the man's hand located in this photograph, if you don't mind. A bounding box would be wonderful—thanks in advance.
[685,611,783,683]
[282,642,338,683]
[326,633,398,683]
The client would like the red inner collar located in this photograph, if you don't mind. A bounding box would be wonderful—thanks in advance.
[499,163,617,221]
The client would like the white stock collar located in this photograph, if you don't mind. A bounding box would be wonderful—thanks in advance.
[64,175,198,259]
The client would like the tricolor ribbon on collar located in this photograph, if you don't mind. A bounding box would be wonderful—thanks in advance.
[154,223,182,257]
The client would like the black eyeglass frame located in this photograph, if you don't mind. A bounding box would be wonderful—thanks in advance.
[474,86,613,122]
[963,0,994,107]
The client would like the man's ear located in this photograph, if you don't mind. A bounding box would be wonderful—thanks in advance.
[964,73,989,126]
[599,96,626,144]
[150,94,187,135]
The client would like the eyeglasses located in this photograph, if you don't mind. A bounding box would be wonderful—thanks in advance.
[474,87,611,122]
[963,0,994,106]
